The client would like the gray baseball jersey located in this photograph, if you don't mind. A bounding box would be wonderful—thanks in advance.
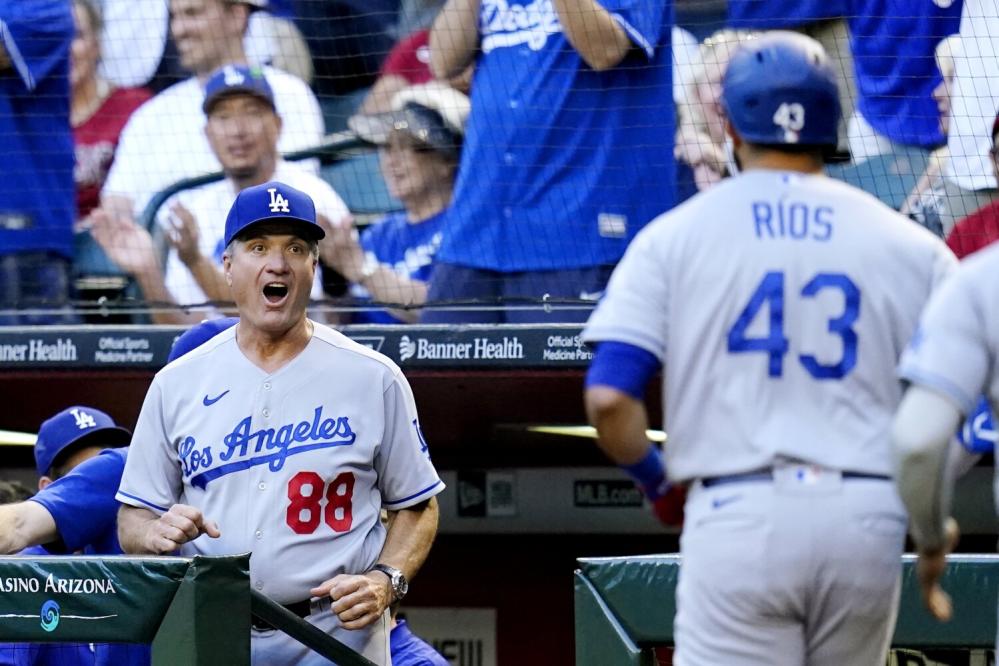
[584,170,956,481]
[899,241,999,415]
[116,323,444,603]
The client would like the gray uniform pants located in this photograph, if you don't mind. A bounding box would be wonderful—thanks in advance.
[675,466,906,666]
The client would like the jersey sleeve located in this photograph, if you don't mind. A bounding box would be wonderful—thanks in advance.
[28,448,126,553]
[598,0,668,59]
[899,267,992,415]
[116,379,183,513]
[375,370,445,510]
[582,227,670,360]
[0,0,73,92]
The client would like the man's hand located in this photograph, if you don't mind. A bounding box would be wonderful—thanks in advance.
[310,571,391,630]
[166,202,202,266]
[140,504,221,555]
[317,214,365,281]
[917,517,960,621]
[88,207,159,277]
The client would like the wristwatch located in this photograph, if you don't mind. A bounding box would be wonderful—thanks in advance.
[370,563,408,602]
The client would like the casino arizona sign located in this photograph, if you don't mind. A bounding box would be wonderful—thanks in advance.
[0,574,116,594]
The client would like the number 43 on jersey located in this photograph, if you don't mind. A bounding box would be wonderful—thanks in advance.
[727,271,859,379]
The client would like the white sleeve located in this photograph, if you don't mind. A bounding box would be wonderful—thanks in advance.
[116,379,184,513]
[270,70,325,152]
[313,182,351,225]
[375,370,444,510]
[898,268,991,415]
[582,226,670,359]
[97,0,167,87]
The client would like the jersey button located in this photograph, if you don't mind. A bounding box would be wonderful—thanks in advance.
[255,581,263,590]
[258,482,266,491]
[262,409,271,418]
[263,382,271,390]
[255,530,263,540]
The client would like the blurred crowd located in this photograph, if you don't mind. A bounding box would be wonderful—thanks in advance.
[0,0,997,325]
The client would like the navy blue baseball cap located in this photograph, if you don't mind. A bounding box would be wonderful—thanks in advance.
[34,406,131,477]
[202,64,275,115]
[168,317,239,362]
[223,181,325,248]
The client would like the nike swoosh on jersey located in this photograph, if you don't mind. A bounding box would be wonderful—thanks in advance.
[203,390,230,406]
[710,494,742,510]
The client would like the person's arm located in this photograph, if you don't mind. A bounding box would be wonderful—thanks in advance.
[167,202,231,303]
[358,74,411,115]
[310,497,438,630]
[551,0,632,71]
[893,385,965,621]
[0,502,57,554]
[117,504,221,555]
[0,44,9,70]
[429,0,482,80]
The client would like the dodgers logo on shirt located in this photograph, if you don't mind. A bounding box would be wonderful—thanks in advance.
[178,406,356,488]
[481,0,562,53]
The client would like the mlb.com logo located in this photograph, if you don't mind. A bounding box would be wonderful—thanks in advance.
[398,335,523,362]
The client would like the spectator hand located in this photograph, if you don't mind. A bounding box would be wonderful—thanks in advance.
[88,207,159,277]
[310,572,391,630]
[142,504,221,555]
[317,214,366,281]
[166,202,202,266]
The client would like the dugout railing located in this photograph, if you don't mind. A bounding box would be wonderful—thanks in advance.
[574,554,999,665]
[0,554,375,666]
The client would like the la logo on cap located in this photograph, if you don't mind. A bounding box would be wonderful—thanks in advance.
[268,187,291,213]
[224,65,245,86]
[69,408,97,430]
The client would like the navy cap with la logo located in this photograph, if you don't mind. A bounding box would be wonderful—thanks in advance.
[34,406,131,477]
[223,181,326,248]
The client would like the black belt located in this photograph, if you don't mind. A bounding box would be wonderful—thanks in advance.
[251,599,312,632]
[701,468,891,488]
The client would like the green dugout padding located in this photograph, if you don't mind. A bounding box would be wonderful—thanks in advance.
[575,554,999,664]
[0,554,250,666]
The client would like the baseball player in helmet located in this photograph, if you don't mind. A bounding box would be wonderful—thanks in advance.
[584,32,956,665]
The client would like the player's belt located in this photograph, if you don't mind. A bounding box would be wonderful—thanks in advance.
[250,599,313,631]
[701,468,891,488]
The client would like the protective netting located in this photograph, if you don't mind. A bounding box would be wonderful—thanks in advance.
[0,1,993,325]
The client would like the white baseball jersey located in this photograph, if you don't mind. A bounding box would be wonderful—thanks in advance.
[116,323,444,608]
[584,169,956,481]
[899,241,999,416]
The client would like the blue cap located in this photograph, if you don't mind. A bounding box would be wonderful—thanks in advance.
[202,64,275,114]
[223,180,325,248]
[34,407,131,477]
[168,317,239,362]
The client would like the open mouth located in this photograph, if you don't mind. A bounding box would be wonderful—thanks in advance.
[262,282,289,304]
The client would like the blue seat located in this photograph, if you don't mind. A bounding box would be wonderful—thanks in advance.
[826,146,930,210]
[321,151,402,215]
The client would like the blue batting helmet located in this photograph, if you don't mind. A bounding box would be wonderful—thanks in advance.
[721,31,840,149]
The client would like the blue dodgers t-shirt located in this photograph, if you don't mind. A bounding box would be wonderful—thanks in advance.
[352,211,443,324]
[727,1,847,28]
[28,448,127,556]
[848,0,961,149]
[390,620,448,666]
[0,0,74,259]
[439,0,675,272]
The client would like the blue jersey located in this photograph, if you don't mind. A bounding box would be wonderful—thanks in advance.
[727,1,846,28]
[352,211,443,324]
[390,620,448,666]
[439,0,675,271]
[9,449,149,666]
[0,0,74,259]
[849,0,962,149]
[29,449,127,556]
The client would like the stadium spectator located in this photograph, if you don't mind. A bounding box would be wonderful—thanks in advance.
[725,1,854,147]
[90,65,349,324]
[390,608,447,665]
[0,0,76,326]
[327,82,468,323]
[945,110,999,259]
[425,0,674,324]
[902,34,961,235]
[71,0,151,221]
[845,1,962,164]
[939,0,999,233]
[358,29,434,115]
[0,481,33,505]
[99,0,323,223]
[674,29,754,194]
[34,405,130,492]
